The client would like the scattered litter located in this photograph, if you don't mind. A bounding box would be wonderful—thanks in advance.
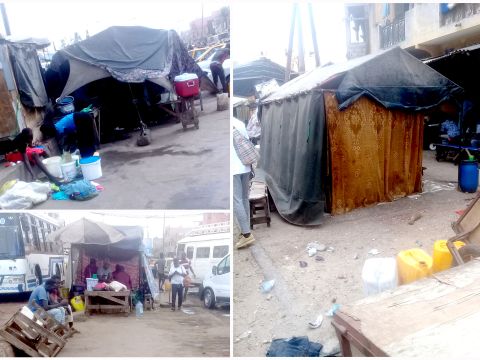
[260,279,275,293]
[325,303,340,317]
[308,248,317,257]
[308,314,324,329]
[455,209,466,216]
[421,179,456,194]
[368,248,380,255]
[266,294,272,301]
[407,194,421,200]
[181,308,195,315]
[337,275,346,280]
[415,240,423,247]
[266,336,323,357]
[223,314,230,317]
[299,261,308,268]
[408,212,422,225]
[315,256,324,262]
[353,254,359,260]
[262,339,272,344]
[326,246,335,252]
[235,330,252,343]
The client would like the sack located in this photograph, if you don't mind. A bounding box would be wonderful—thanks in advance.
[233,128,259,165]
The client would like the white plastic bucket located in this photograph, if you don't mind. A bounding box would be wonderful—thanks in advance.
[42,156,62,178]
[86,278,98,291]
[79,156,102,180]
[61,161,77,181]
[361,257,398,296]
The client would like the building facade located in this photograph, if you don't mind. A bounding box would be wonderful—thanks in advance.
[346,3,480,59]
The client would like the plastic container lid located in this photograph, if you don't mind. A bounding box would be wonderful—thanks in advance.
[79,156,100,165]
[174,73,198,82]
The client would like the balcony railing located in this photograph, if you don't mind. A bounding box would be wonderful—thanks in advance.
[440,3,480,26]
[380,18,405,49]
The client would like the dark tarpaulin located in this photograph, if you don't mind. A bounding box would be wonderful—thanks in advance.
[7,42,48,107]
[259,47,462,225]
[46,26,205,99]
[233,57,287,97]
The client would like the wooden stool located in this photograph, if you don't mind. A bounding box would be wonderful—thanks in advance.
[249,181,271,229]
[144,294,153,311]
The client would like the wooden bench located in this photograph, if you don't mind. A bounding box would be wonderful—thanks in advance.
[84,290,131,316]
[249,181,271,229]
[332,259,480,357]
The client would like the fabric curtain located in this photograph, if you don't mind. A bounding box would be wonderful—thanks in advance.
[325,92,423,215]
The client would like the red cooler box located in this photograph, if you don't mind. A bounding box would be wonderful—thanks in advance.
[174,73,199,97]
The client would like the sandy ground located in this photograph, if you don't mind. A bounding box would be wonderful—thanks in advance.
[0,93,229,210]
[0,291,229,357]
[233,151,475,357]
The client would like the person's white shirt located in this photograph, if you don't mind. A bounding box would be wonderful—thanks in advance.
[232,117,252,175]
[168,263,186,285]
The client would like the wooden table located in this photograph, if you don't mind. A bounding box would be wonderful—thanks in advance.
[84,290,131,316]
[332,259,480,357]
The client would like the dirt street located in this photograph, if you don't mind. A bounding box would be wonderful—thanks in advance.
[0,292,230,357]
[0,92,229,210]
[233,151,474,356]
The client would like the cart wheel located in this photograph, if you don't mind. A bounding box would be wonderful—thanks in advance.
[429,143,437,151]
[194,118,199,130]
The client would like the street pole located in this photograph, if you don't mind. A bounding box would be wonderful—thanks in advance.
[162,212,166,254]
[285,3,298,82]
[0,3,11,36]
[308,3,321,67]
[297,5,305,74]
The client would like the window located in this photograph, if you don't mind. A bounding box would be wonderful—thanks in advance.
[0,226,24,259]
[186,246,194,259]
[195,247,210,259]
[213,245,229,258]
[177,244,185,256]
[217,255,230,275]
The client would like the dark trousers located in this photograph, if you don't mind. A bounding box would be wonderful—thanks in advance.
[210,62,227,93]
[171,284,183,308]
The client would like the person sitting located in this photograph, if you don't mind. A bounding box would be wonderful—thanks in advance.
[84,258,98,280]
[28,279,68,325]
[112,265,132,289]
[0,128,61,185]
[98,260,112,282]
[440,119,461,143]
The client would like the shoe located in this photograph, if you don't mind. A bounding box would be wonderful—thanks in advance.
[171,307,175,311]
[236,234,255,249]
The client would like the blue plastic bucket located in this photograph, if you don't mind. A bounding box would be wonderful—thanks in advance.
[458,160,479,193]
[55,96,75,114]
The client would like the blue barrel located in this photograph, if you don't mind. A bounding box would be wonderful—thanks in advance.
[459,160,479,193]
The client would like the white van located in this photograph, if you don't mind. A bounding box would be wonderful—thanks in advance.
[176,223,230,286]
[202,253,230,308]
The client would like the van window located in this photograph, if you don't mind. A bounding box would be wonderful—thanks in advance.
[196,247,210,259]
[217,255,230,275]
[213,245,229,258]
[186,246,194,259]
[177,244,185,256]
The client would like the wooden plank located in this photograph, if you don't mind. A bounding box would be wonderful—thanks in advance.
[337,260,480,356]
[0,329,39,357]
[84,305,128,310]
[0,70,17,138]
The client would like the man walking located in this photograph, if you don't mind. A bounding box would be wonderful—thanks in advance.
[156,253,166,292]
[232,117,255,249]
[168,257,186,311]
[209,44,230,93]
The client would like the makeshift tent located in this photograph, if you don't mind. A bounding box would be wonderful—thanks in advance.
[55,219,156,295]
[259,47,462,225]
[233,57,288,97]
[45,26,207,99]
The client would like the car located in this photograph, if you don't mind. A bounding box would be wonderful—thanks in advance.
[201,253,230,309]
[197,48,231,93]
